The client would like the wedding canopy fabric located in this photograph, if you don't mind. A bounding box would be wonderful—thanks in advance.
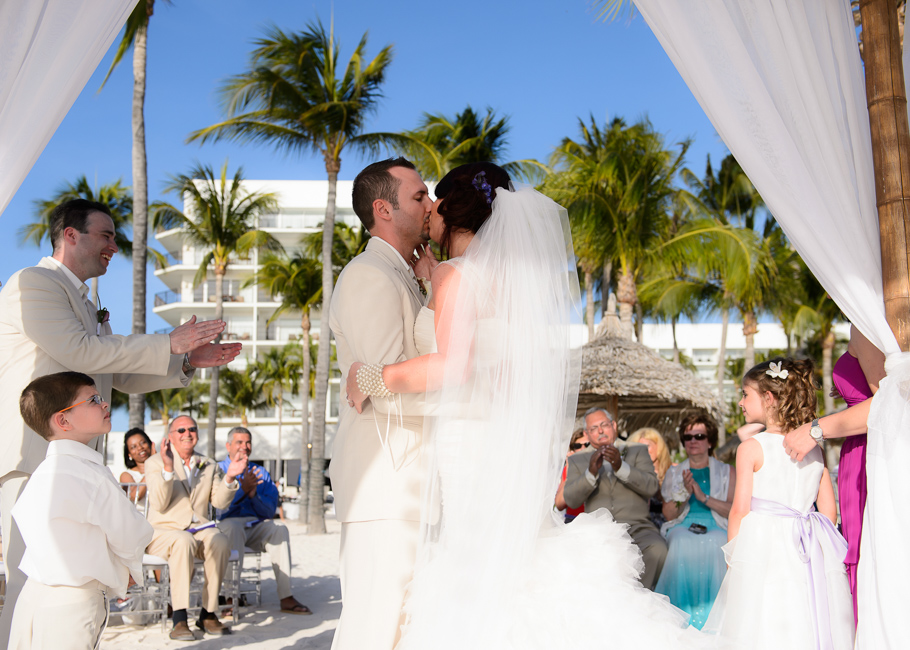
[0,0,139,218]
[631,1,908,646]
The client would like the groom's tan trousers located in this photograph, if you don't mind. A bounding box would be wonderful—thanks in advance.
[331,519,420,650]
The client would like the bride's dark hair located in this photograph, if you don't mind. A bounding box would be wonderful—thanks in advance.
[434,162,511,254]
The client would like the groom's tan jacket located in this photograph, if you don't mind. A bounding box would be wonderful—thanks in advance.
[0,258,190,480]
[329,238,426,523]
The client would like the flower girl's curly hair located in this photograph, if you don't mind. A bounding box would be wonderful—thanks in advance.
[743,357,817,433]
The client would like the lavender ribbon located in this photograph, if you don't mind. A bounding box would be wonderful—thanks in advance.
[750,497,848,650]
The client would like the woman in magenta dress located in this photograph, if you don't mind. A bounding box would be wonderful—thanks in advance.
[831,324,885,623]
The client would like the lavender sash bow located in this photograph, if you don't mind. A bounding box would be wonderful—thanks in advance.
[750,497,848,650]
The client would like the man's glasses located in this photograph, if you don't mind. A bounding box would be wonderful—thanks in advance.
[57,394,104,414]
[585,422,612,433]
[570,442,591,451]
[682,433,708,443]
[175,426,198,434]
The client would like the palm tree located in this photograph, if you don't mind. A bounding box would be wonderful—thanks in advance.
[250,250,322,520]
[145,380,209,428]
[219,366,268,428]
[100,0,171,429]
[187,21,394,535]
[391,106,547,182]
[548,116,687,340]
[24,175,134,305]
[152,161,281,453]
[260,344,303,484]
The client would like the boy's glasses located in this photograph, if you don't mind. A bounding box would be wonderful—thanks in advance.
[570,442,590,451]
[57,394,104,414]
[682,433,709,443]
[175,426,198,434]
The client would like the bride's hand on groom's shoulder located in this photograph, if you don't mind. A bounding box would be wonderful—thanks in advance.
[411,243,438,281]
[346,362,367,413]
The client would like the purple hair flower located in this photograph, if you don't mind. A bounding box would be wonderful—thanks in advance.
[472,171,493,204]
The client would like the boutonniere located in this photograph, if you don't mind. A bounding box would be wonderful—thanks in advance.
[416,276,429,298]
[96,298,110,335]
[196,460,207,472]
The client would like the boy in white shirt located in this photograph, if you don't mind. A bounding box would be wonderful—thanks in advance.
[9,371,153,649]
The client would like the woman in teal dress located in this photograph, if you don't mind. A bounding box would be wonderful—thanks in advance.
[655,414,736,629]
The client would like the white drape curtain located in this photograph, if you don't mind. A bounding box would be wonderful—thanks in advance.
[0,0,139,218]
[633,1,907,647]
[633,0,897,357]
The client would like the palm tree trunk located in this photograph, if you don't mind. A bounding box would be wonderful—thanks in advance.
[276,392,283,484]
[309,160,339,535]
[585,270,594,342]
[616,269,636,341]
[671,316,680,364]
[299,311,311,523]
[602,261,612,317]
[206,270,224,456]
[128,11,150,430]
[716,306,729,413]
[743,310,758,371]
[635,302,644,343]
[823,329,836,415]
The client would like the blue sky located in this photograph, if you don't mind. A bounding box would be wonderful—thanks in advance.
[0,1,730,421]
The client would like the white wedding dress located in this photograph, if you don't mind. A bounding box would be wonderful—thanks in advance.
[395,301,716,650]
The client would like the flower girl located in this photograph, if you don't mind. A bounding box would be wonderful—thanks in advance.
[703,358,854,649]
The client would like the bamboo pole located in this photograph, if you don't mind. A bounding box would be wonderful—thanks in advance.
[860,0,910,350]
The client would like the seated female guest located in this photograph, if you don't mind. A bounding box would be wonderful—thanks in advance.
[655,413,735,629]
[555,429,588,523]
[119,428,155,508]
[627,427,671,530]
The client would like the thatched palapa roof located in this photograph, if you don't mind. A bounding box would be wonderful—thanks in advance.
[577,330,723,446]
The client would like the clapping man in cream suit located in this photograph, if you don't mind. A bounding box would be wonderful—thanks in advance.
[328,158,433,650]
[145,415,243,639]
[0,199,241,643]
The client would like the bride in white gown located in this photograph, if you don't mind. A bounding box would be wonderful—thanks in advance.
[347,162,716,649]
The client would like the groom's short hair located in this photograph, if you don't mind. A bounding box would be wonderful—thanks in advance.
[352,157,417,230]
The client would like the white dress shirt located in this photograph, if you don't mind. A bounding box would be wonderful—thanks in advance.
[13,439,154,598]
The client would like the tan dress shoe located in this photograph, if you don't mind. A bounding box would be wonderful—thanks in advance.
[197,616,231,636]
[169,621,195,641]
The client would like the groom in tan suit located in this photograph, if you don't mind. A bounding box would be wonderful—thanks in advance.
[0,199,240,643]
[328,158,433,650]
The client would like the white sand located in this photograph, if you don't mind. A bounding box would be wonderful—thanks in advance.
[102,515,342,649]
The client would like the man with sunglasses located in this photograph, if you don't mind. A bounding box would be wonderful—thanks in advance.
[144,415,246,639]
[563,407,667,589]
[0,199,242,643]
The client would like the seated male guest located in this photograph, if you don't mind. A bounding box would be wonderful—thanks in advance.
[564,407,667,589]
[145,415,243,640]
[216,427,311,615]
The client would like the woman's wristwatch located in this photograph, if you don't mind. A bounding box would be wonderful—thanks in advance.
[810,418,825,446]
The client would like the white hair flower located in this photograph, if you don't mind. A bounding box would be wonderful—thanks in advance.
[766,361,789,380]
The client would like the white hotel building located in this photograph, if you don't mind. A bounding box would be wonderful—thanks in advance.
[144,179,848,483]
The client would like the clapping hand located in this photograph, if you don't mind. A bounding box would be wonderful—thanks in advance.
[168,316,225,355]
[239,465,265,497]
[160,435,174,473]
[188,341,243,368]
[683,470,705,503]
[225,453,248,482]
[601,444,622,472]
[346,362,367,414]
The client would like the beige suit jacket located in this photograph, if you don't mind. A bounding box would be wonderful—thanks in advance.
[564,443,660,538]
[144,452,238,531]
[328,238,426,523]
[0,258,190,479]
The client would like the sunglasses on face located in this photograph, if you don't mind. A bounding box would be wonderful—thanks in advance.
[175,426,198,434]
[682,433,708,443]
[570,442,591,451]
[57,394,104,414]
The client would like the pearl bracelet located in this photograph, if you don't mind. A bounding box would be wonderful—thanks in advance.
[356,363,393,398]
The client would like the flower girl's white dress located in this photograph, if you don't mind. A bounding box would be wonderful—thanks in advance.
[703,432,855,649]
